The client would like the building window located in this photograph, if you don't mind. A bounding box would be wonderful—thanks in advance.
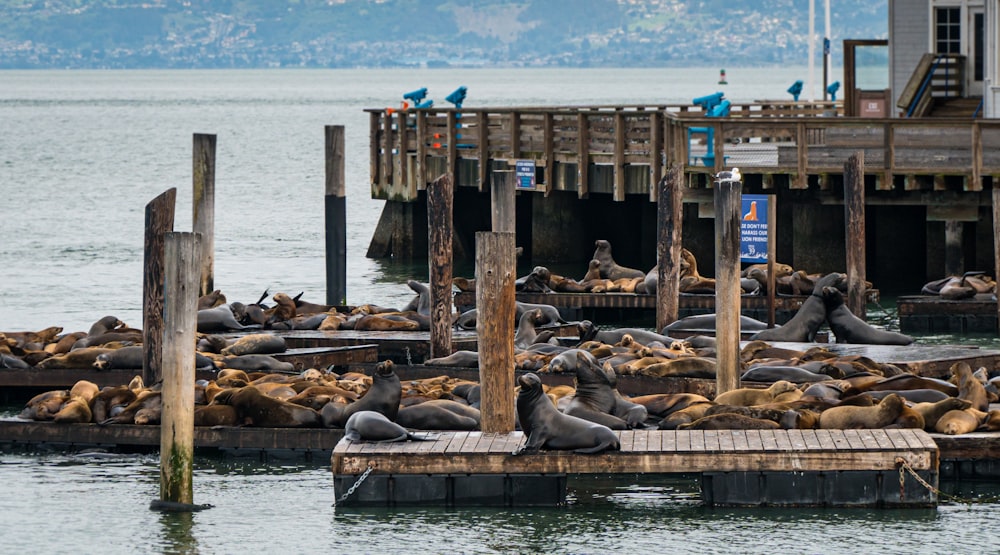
[973,12,983,81]
[935,7,961,54]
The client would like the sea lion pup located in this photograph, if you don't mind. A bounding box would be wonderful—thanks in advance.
[513,373,620,455]
[751,272,847,342]
[713,380,800,407]
[551,350,647,429]
[818,393,905,429]
[197,289,227,310]
[211,386,322,428]
[821,286,914,345]
[679,413,781,430]
[322,360,402,428]
[950,361,990,412]
[592,239,645,280]
[221,333,287,356]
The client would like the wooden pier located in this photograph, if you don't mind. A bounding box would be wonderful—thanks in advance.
[897,295,998,334]
[242,329,478,364]
[331,429,939,508]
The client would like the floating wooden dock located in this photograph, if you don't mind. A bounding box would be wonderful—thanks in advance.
[454,290,881,324]
[331,429,939,508]
[897,295,998,334]
[239,330,478,364]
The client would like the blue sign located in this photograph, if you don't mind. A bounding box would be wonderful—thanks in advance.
[740,194,769,263]
[515,160,535,189]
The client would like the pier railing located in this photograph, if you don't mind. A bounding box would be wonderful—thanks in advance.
[368,104,1000,202]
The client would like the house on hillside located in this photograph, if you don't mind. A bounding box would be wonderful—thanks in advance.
[888,0,997,117]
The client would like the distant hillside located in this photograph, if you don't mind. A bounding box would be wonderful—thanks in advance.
[0,0,887,69]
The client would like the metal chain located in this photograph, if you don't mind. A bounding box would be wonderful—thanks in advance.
[334,462,375,506]
[896,457,1000,505]
[404,347,413,366]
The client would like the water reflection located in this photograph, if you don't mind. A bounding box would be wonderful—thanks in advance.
[158,512,199,555]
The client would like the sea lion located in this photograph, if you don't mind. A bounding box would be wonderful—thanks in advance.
[516,266,553,292]
[663,313,771,334]
[194,404,239,427]
[657,402,715,429]
[514,309,549,350]
[395,400,480,431]
[211,386,322,427]
[0,354,29,368]
[551,350,647,429]
[714,380,800,407]
[628,393,712,418]
[818,393,905,429]
[221,354,294,373]
[741,365,833,383]
[515,301,566,326]
[198,304,254,333]
[513,373,620,455]
[100,390,162,425]
[221,334,287,356]
[36,347,114,369]
[911,397,972,431]
[197,289,227,310]
[821,286,913,345]
[934,409,983,435]
[53,396,93,423]
[344,410,433,442]
[424,350,480,367]
[321,360,402,428]
[19,390,70,421]
[635,357,717,379]
[86,316,124,337]
[406,280,432,316]
[592,239,645,280]
[950,361,989,412]
[679,413,781,430]
[90,385,138,423]
[751,273,847,342]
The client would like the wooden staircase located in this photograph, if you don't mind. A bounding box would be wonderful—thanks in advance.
[929,96,983,118]
[897,53,967,117]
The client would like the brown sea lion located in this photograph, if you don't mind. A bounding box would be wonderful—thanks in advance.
[714,380,799,407]
[212,386,321,427]
[101,390,162,425]
[86,316,124,337]
[657,402,715,429]
[679,412,781,430]
[636,357,717,379]
[628,393,712,418]
[395,400,480,431]
[90,385,138,423]
[934,409,983,435]
[321,360,401,428]
[556,351,647,429]
[20,389,70,421]
[592,239,645,280]
[53,396,93,423]
[818,393,905,429]
[194,404,239,427]
[910,397,971,431]
[36,347,114,369]
[950,362,989,412]
[513,373,620,455]
[221,334,287,356]
[197,289,227,310]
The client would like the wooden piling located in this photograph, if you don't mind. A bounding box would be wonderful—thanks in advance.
[944,220,964,277]
[491,170,515,233]
[325,125,347,305]
[714,179,741,395]
[427,174,454,360]
[142,188,176,386]
[656,164,684,331]
[476,231,516,433]
[844,151,867,319]
[192,133,216,298]
[766,196,777,327]
[993,183,1000,338]
[159,231,202,506]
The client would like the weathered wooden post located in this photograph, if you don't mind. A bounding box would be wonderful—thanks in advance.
[325,125,347,305]
[766,196,778,328]
[844,151,867,318]
[192,134,216,298]
[156,231,202,509]
[142,188,176,386]
[656,164,684,332]
[476,231,516,433]
[714,173,742,395]
[427,174,454,360]
[944,221,964,277]
[993,183,1000,338]
[491,170,515,233]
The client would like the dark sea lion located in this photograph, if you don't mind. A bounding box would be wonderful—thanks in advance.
[343,410,433,442]
[395,401,480,431]
[515,301,566,326]
[194,404,239,427]
[818,393,905,429]
[197,289,227,310]
[628,393,712,418]
[741,365,833,383]
[514,308,547,350]
[855,373,959,396]
[221,354,294,373]
[821,286,914,345]
[221,334,287,356]
[591,327,677,346]
[556,350,646,429]
[516,266,553,292]
[198,304,253,332]
[100,390,162,425]
[679,412,781,430]
[1,354,29,368]
[663,313,770,334]
[90,385,137,423]
[592,239,645,280]
[424,350,480,368]
[212,386,322,427]
[751,273,847,342]
[86,316,123,337]
[406,280,432,316]
[322,360,401,427]
[514,373,620,455]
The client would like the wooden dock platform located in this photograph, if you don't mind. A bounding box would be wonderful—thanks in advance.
[453,290,880,325]
[897,295,998,334]
[243,330,478,364]
[331,429,939,507]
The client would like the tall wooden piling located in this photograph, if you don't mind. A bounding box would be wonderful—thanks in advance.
[476,231,516,433]
[491,170,516,233]
[159,231,202,506]
[993,183,1000,338]
[142,188,176,386]
[656,164,684,332]
[192,133,216,297]
[714,179,742,395]
[766,196,778,327]
[844,151,867,318]
[325,125,347,305]
[944,221,964,277]
[427,174,454,360]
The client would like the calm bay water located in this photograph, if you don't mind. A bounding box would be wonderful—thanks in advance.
[3,69,1000,553]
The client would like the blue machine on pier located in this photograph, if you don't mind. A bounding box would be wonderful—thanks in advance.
[688,91,731,166]
[826,81,841,102]
[787,80,804,101]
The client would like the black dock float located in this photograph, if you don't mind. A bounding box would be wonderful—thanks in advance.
[898,295,998,334]
[331,429,939,508]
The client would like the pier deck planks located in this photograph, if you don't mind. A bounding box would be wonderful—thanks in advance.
[332,429,936,476]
